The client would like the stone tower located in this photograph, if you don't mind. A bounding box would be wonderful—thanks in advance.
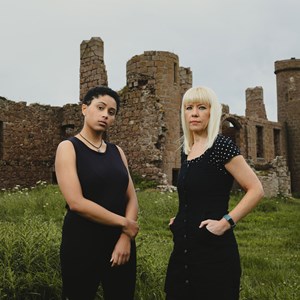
[245,86,267,119]
[107,51,191,185]
[80,37,108,101]
[275,58,300,194]
[120,51,186,184]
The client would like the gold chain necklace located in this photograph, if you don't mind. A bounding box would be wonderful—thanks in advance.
[79,133,103,152]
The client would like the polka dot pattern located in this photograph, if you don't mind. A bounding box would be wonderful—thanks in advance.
[208,135,240,174]
[183,134,240,174]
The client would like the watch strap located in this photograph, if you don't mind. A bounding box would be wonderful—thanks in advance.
[223,214,236,228]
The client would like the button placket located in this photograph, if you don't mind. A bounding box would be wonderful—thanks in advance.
[182,161,190,288]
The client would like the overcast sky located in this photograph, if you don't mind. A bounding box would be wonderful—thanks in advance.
[1,0,299,121]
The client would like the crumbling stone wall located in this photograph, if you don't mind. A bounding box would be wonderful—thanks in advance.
[220,85,291,197]
[0,37,297,197]
[109,88,167,183]
[0,98,61,188]
[249,157,291,197]
[0,98,82,188]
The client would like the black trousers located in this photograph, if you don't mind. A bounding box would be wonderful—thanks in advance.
[61,241,136,300]
[60,213,136,300]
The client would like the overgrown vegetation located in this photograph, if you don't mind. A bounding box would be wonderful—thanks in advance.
[0,183,299,299]
[131,174,158,191]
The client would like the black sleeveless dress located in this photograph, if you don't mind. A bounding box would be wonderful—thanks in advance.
[60,137,136,299]
[165,135,241,300]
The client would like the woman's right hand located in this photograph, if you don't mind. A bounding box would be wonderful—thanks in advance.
[122,218,139,239]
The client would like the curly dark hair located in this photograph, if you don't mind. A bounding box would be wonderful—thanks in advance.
[82,86,120,113]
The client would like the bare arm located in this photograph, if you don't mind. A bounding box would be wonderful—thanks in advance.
[224,155,264,223]
[110,146,139,267]
[117,145,139,222]
[200,155,264,234]
[55,140,138,238]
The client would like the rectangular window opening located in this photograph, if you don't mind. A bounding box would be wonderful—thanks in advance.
[174,63,178,83]
[274,129,281,157]
[256,126,264,158]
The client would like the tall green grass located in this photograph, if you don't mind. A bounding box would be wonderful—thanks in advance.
[0,183,299,299]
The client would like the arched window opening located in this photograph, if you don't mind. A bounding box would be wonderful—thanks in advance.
[221,118,241,147]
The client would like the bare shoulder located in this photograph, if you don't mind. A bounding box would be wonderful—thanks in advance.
[57,139,73,149]
[56,140,75,157]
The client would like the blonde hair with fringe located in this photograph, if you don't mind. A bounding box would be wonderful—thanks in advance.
[181,86,222,155]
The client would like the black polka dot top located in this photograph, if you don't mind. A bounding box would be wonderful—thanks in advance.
[177,134,241,214]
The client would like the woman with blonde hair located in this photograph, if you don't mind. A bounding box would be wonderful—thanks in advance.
[165,86,264,299]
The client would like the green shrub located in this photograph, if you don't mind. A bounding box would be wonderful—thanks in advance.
[131,174,158,191]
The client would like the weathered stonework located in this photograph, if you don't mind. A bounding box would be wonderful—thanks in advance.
[0,37,298,197]
[275,58,300,194]
[0,98,82,188]
[80,37,108,101]
[221,85,291,197]
[109,51,186,184]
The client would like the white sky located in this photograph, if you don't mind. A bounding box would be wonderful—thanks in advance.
[1,0,299,121]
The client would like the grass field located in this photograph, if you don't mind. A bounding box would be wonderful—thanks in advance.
[0,182,299,299]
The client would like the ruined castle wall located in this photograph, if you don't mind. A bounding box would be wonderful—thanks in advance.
[0,98,82,188]
[0,98,62,188]
[61,103,83,138]
[251,156,291,197]
[109,87,167,183]
[0,37,295,196]
[221,113,284,162]
[245,118,284,163]
[221,111,290,197]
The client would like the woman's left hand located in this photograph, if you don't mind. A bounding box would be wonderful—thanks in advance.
[110,233,131,267]
[199,218,231,236]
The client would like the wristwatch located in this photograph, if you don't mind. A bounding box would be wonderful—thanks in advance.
[223,214,236,228]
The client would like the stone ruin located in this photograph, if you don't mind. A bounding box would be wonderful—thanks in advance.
[1,37,300,197]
